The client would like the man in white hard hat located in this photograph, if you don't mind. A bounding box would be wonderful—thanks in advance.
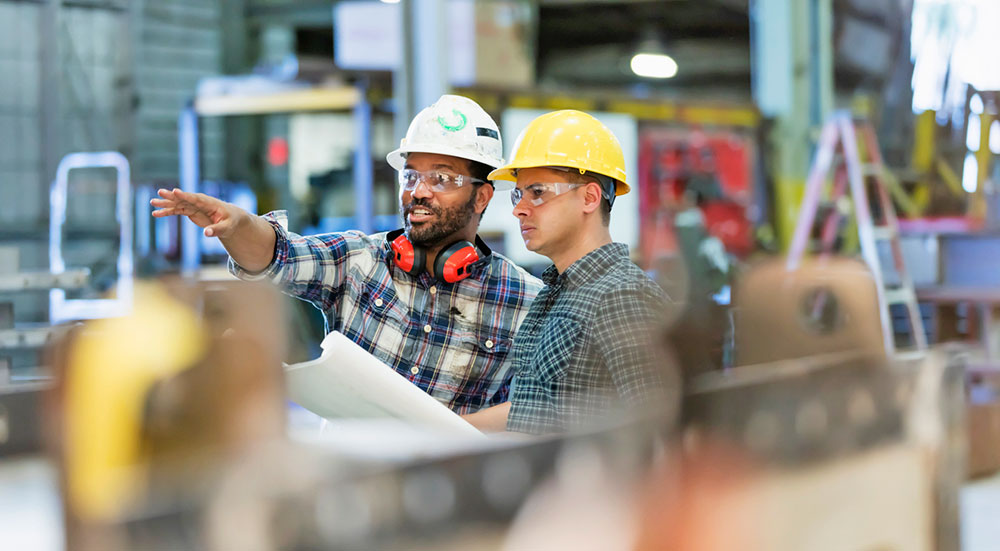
[463,110,679,434]
[152,95,542,414]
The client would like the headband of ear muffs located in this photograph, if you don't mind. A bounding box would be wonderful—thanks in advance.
[387,229,480,283]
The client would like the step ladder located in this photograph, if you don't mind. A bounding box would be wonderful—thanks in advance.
[787,110,927,357]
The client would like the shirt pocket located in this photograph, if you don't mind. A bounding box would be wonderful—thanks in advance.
[350,278,406,340]
[444,293,513,382]
[435,325,512,402]
[457,329,512,380]
[532,315,580,384]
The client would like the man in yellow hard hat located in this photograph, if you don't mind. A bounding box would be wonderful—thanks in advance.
[463,110,680,434]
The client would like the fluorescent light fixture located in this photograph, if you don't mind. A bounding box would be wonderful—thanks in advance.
[967,113,981,151]
[630,53,678,79]
[970,93,984,114]
[380,0,400,3]
[990,120,1000,155]
[962,152,978,193]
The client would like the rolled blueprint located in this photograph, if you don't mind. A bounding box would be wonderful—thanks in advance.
[284,331,483,437]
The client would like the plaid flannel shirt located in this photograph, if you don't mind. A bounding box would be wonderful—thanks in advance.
[506,243,675,434]
[230,211,542,414]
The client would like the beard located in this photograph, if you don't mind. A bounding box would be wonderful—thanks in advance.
[401,190,479,247]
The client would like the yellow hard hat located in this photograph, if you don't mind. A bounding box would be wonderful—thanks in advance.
[489,110,630,195]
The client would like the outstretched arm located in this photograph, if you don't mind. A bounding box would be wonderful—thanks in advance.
[151,188,277,272]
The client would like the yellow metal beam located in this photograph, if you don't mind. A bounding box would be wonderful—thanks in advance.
[912,110,936,173]
[606,100,678,121]
[457,89,759,128]
[194,87,361,116]
[936,158,964,196]
[880,167,921,218]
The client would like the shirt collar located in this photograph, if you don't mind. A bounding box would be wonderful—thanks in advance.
[542,242,630,288]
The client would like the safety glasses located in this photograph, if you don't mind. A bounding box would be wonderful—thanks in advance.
[510,182,585,207]
[398,169,485,193]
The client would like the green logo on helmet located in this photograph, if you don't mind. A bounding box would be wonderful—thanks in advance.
[437,109,467,132]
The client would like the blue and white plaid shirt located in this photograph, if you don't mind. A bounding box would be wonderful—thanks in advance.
[230,211,542,414]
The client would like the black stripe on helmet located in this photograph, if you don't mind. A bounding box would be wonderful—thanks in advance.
[476,127,499,140]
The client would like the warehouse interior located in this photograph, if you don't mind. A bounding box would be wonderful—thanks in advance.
[1,0,1000,549]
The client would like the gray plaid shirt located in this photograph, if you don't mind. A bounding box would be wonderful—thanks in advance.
[506,243,675,434]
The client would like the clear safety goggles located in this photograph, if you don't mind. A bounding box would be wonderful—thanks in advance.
[510,182,585,207]
[398,168,486,193]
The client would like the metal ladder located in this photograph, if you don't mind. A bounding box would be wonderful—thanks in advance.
[787,110,927,357]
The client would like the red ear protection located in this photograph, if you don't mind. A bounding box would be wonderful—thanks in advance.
[433,240,479,283]
[387,230,480,283]
[390,232,426,276]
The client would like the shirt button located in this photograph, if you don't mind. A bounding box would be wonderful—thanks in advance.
[485,339,494,349]
[410,366,419,375]
[374,298,383,307]
[429,286,437,295]
[423,324,432,333]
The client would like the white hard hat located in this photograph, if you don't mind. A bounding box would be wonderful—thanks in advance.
[387,95,509,189]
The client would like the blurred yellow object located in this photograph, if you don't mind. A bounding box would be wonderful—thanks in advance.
[912,110,935,174]
[879,166,921,218]
[64,282,206,521]
[774,176,805,250]
[489,109,631,195]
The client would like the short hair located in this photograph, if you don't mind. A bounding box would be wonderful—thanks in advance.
[468,160,493,220]
[566,170,612,226]
[468,160,493,183]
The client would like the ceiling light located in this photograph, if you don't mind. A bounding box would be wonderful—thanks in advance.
[380,0,400,3]
[630,53,678,79]
[630,26,676,79]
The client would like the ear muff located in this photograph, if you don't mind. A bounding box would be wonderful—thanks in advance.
[388,230,481,282]
[433,240,480,283]
[389,232,425,276]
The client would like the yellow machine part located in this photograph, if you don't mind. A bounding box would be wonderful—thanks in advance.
[969,112,996,219]
[64,282,206,521]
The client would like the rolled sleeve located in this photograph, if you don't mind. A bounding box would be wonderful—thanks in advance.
[228,211,291,281]
[228,210,380,313]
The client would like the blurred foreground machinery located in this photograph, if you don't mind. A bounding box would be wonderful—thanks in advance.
[11,263,964,551]
[45,278,288,549]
